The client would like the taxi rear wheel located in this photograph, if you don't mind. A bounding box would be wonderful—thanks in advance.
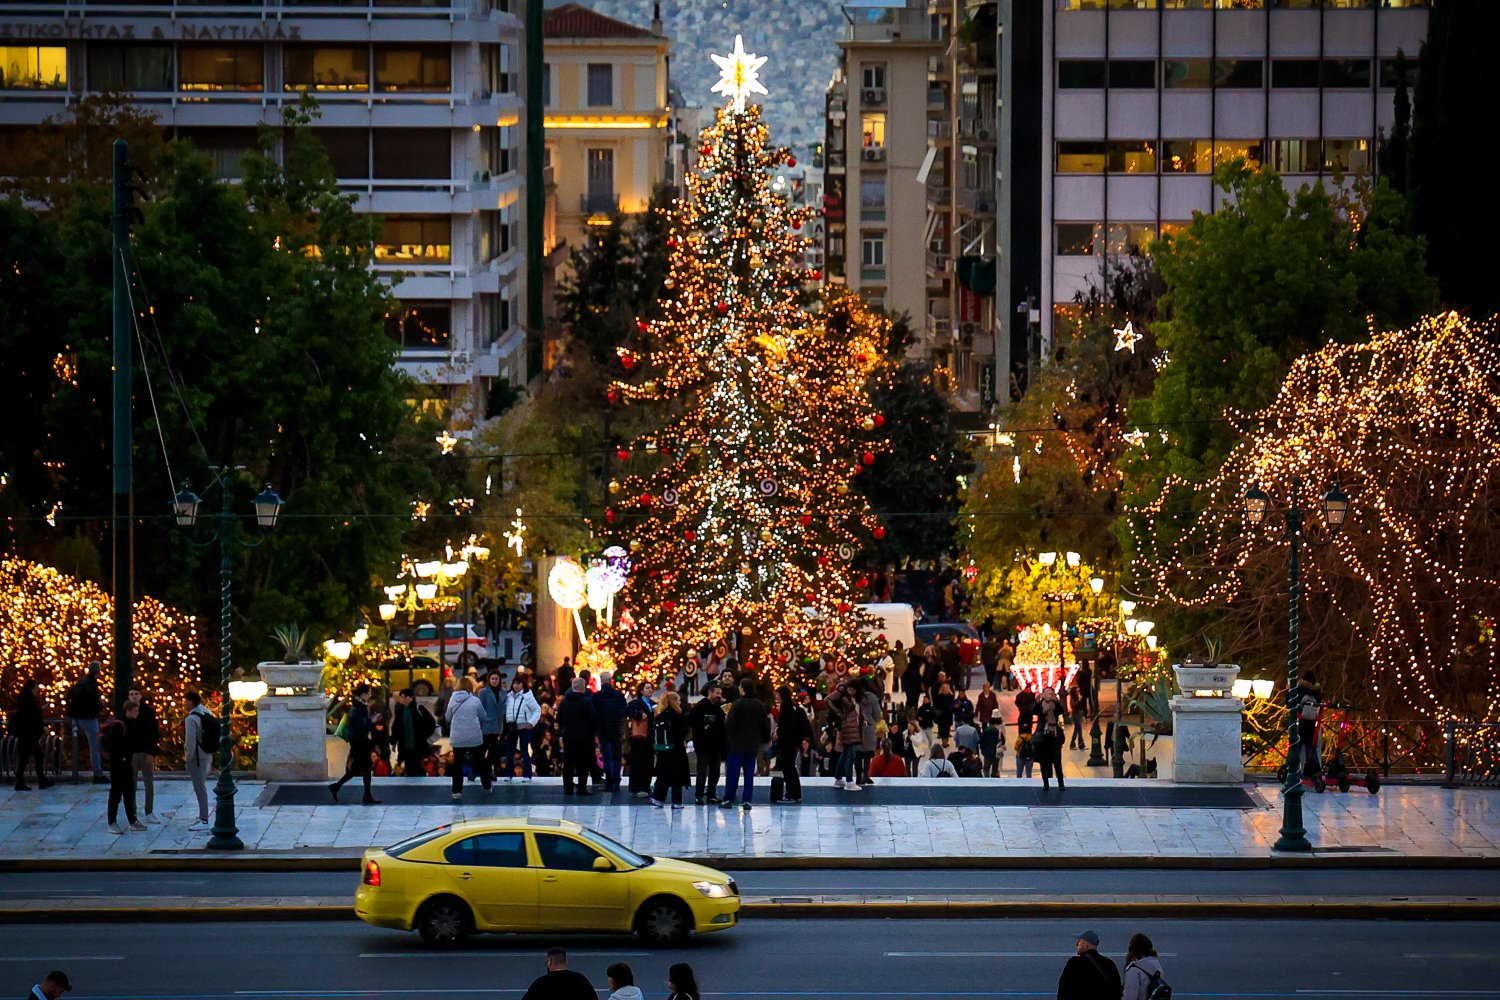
[417,896,473,948]
[635,896,692,947]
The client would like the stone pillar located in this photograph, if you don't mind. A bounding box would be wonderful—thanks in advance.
[534,554,575,676]
[1169,664,1244,784]
[254,661,331,781]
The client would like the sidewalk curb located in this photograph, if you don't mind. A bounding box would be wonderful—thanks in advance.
[1,900,1496,924]
[2,854,1497,873]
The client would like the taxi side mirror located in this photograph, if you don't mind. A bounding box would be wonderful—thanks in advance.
[592,856,614,872]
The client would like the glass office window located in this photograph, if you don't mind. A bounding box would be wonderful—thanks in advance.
[1109,60,1156,88]
[1214,59,1263,89]
[1320,138,1370,173]
[177,126,260,180]
[284,46,369,92]
[1056,141,1106,173]
[1322,58,1370,88]
[1108,140,1156,173]
[372,128,449,178]
[1214,140,1263,169]
[376,216,452,264]
[1057,60,1105,89]
[1270,138,1319,173]
[385,303,451,351]
[88,44,173,92]
[1,46,67,89]
[1107,223,1156,255]
[1163,58,1212,89]
[374,45,449,92]
[179,45,262,91]
[313,128,369,178]
[1056,222,1097,256]
[1379,58,1415,89]
[1271,59,1320,88]
[1162,139,1212,173]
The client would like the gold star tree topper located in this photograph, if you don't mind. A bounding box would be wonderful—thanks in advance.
[711,34,769,113]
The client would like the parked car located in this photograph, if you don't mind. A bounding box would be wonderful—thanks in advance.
[355,818,741,947]
[399,623,488,668]
[915,622,982,667]
[379,654,445,697]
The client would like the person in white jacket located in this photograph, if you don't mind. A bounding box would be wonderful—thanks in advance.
[605,962,643,1000]
[918,744,958,778]
[503,676,541,780]
[445,677,490,798]
[1122,932,1167,1000]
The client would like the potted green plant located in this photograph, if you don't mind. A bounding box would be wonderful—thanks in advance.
[256,625,331,782]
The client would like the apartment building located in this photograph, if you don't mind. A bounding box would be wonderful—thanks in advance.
[542,2,669,260]
[0,0,531,414]
[825,1,945,360]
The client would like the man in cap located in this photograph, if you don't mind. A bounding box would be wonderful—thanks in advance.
[28,970,71,999]
[1056,930,1121,1000]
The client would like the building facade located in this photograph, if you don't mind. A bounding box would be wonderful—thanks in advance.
[0,0,531,413]
[542,3,669,262]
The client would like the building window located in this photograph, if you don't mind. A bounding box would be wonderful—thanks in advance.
[1,46,67,90]
[1378,58,1415,89]
[1270,138,1319,173]
[1321,138,1371,173]
[499,44,515,94]
[1056,222,1096,256]
[862,112,886,148]
[1162,58,1212,89]
[586,63,612,107]
[373,129,450,179]
[488,124,518,176]
[1271,59,1321,89]
[1322,58,1371,89]
[1107,223,1156,255]
[176,127,259,180]
[585,148,615,212]
[861,64,886,90]
[861,235,886,268]
[860,175,886,221]
[1213,140,1263,169]
[1109,140,1155,173]
[1162,139,1212,173]
[179,45,262,91]
[313,128,369,178]
[284,46,370,92]
[385,303,452,352]
[374,45,450,92]
[1055,140,1155,173]
[1056,141,1105,173]
[88,44,173,92]
[1214,59,1263,89]
[1108,60,1156,88]
[1057,60,1106,89]
[376,216,452,265]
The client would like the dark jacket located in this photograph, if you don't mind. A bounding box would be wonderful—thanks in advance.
[687,697,727,755]
[593,684,628,743]
[346,699,375,750]
[952,693,975,728]
[1057,948,1122,1000]
[65,675,102,720]
[980,723,1003,760]
[8,692,43,741]
[101,716,131,763]
[556,690,599,745]
[775,702,812,754]
[520,968,597,1000]
[128,701,160,755]
[723,695,770,757]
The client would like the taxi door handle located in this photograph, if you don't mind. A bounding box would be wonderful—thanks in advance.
[459,872,473,880]
[542,875,558,883]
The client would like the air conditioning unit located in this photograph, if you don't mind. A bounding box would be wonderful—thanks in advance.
[862,147,886,163]
[862,87,886,105]
[978,128,992,140]
[975,199,993,213]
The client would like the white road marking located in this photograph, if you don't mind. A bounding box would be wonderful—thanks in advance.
[0,956,126,962]
[883,951,1177,958]
[358,950,650,959]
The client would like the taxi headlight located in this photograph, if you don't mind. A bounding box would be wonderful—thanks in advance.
[693,880,732,899]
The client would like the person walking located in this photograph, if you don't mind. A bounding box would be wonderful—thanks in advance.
[182,691,215,828]
[433,676,456,735]
[687,683,727,803]
[25,969,71,999]
[102,702,143,833]
[1032,686,1066,791]
[478,670,508,781]
[827,681,861,791]
[1015,729,1035,778]
[1066,680,1087,751]
[520,947,596,1000]
[1122,932,1167,1000]
[1075,660,1095,717]
[1296,669,1323,775]
[556,677,599,796]
[980,635,1001,688]
[9,679,52,792]
[503,676,540,780]
[123,685,160,823]
[1015,685,1035,729]
[900,652,924,708]
[649,691,690,809]
[952,687,975,729]
[856,679,882,786]
[906,719,933,775]
[65,662,105,783]
[626,682,657,798]
[980,710,1004,778]
[594,672,628,792]
[1056,930,1121,1000]
[974,681,1000,735]
[330,683,380,804]
[773,685,811,804]
[606,962,643,1000]
[665,963,701,1000]
[446,676,490,798]
[932,678,955,744]
[953,715,981,755]
[997,638,1016,690]
[722,680,769,809]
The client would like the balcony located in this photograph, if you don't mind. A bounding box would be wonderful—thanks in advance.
[958,116,997,143]
[928,55,952,82]
[928,120,952,143]
[927,86,947,111]
[580,193,619,214]
[925,184,952,209]
[926,247,952,275]
[959,187,995,216]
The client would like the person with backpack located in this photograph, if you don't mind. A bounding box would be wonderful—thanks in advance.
[918,744,958,778]
[1122,932,1170,1000]
[687,683,727,803]
[1056,930,1122,1000]
[182,691,217,828]
[65,662,105,784]
[648,691,690,809]
[329,683,380,804]
[721,680,770,809]
[1296,670,1322,775]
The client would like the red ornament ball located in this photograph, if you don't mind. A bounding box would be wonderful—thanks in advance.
[616,448,630,461]
[716,302,729,315]
[817,555,830,567]
[639,493,653,506]
[810,270,822,281]
[873,526,887,540]
[684,530,697,541]
[787,156,797,168]
[700,145,712,157]
[856,353,869,363]
[861,451,876,466]
[667,237,679,249]
[635,320,649,333]
[804,591,815,602]
[873,414,886,428]
[799,513,813,527]
[663,600,677,613]
[604,509,617,524]
[606,389,620,405]
[858,576,870,588]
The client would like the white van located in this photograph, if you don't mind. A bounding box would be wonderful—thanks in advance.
[857,603,916,649]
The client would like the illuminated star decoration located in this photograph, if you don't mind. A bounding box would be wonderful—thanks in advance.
[710,34,769,114]
[503,508,527,557]
[1113,319,1142,353]
[1122,429,1148,447]
[436,430,458,455]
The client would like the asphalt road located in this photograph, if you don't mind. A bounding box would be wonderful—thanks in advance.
[2,917,1496,998]
[5,867,1499,900]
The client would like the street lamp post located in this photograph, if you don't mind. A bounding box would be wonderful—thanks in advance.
[1244,478,1349,854]
[173,469,283,851]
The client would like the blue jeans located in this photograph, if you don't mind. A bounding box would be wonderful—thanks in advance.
[71,718,102,776]
[837,746,858,782]
[600,736,622,789]
[503,727,532,778]
[723,752,756,804]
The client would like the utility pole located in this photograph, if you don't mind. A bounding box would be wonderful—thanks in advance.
[111,139,134,707]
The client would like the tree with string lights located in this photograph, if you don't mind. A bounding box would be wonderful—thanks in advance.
[587,38,890,685]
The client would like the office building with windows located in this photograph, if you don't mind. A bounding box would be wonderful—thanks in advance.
[0,0,530,414]
[542,3,670,261]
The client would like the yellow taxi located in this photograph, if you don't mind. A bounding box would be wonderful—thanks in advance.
[355,818,740,947]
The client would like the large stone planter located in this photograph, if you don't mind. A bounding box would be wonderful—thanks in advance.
[1173,663,1240,695]
[1170,663,1244,783]
[254,660,330,781]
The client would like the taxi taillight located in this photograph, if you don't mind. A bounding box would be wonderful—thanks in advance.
[363,860,382,887]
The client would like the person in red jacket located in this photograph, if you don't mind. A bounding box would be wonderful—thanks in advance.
[868,739,907,778]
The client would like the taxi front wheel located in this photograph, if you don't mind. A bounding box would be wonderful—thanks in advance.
[417,896,473,948]
[635,896,692,947]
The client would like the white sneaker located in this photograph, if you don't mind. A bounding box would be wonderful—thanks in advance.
[835,778,845,788]
[128,820,147,831]
[108,822,127,835]
[144,813,160,825]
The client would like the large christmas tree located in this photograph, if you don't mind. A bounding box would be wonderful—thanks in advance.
[589,38,890,685]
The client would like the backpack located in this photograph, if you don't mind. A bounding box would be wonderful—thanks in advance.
[1132,963,1171,1000]
[414,704,437,743]
[652,714,677,752]
[197,710,221,757]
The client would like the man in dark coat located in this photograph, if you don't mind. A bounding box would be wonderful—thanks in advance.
[687,683,727,803]
[721,681,770,809]
[555,678,599,796]
[330,683,379,804]
[520,948,595,1000]
[593,673,628,792]
[1056,930,1121,1000]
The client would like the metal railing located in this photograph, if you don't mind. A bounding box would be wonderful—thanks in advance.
[1243,715,1450,777]
[1446,721,1500,787]
[0,718,66,781]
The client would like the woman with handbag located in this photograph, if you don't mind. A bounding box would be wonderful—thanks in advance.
[1030,686,1066,791]
[649,691,690,808]
[502,675,540,780]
